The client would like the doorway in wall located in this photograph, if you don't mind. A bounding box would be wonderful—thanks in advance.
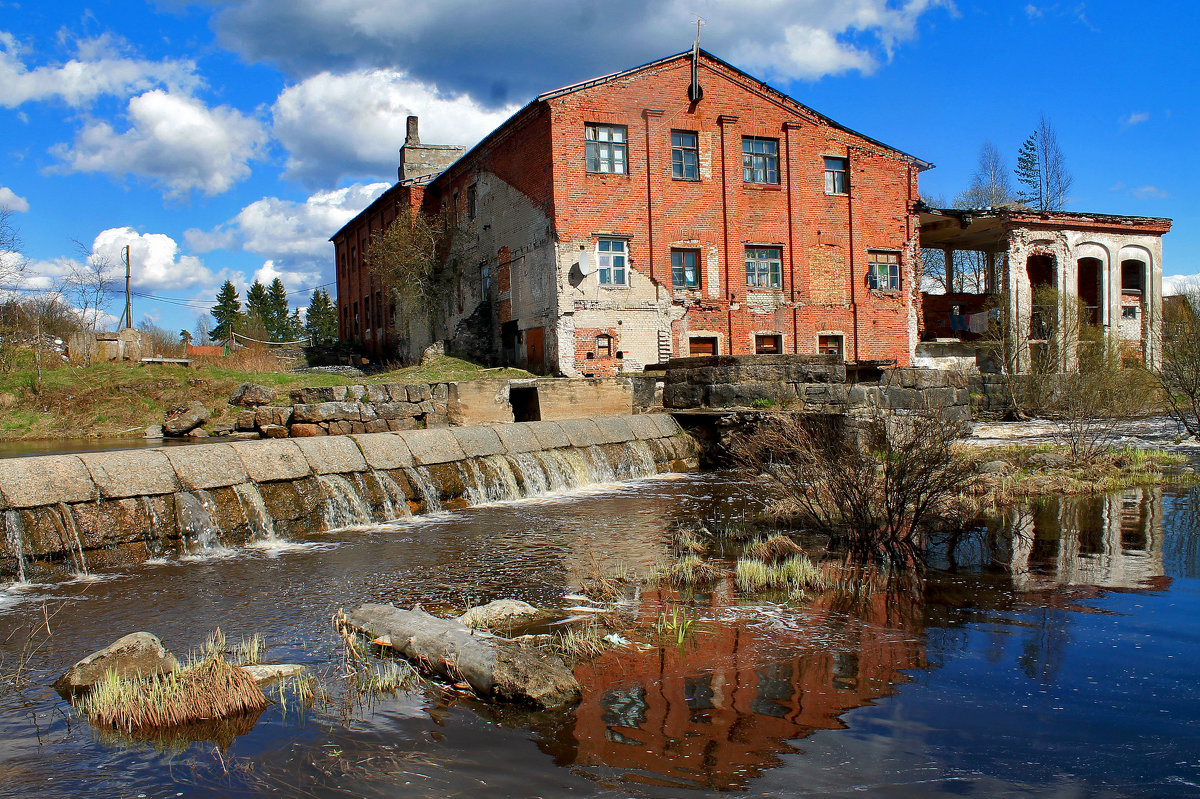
[510,385,541,422]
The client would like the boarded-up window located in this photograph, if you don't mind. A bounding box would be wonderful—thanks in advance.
[689,336,718,356]
[755,334,782,354]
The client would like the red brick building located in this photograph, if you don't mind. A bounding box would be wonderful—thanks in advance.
[332,49,930,374]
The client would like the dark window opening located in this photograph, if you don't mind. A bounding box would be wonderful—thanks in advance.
[467,183,477,219]
[596,334,613,358]
[510,386,541,423]
[867,251,901,290]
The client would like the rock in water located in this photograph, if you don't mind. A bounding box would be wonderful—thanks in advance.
[55,632,180,695]
[345,603,580,708]
[458,599,543,630]
[163,401,210,436]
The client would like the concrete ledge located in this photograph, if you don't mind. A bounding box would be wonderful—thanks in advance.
[526,422,570,450]
[627,415,662,440]
[294,436,369,475]
[350,433,414,470]
[649,414,683,438]
[592,416,634,444]
[557,419,604,448]
[490,423,542,454]
[80,450,181,499]
[0,455,97,508]
[229,440,312,483]
[451,426,506,458]
[161,444,250,490]
[400,429,467,465]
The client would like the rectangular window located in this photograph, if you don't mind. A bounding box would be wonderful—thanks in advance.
[671,249,700,288]
[824,156,849,194]
[596,334,613,358]
[742,137,779,184]
[467,184,477,219]
[597,238,627,285]
[671,131,699,180]
[818,334,844,359]
[755,334,782,354]
[867,251,901,290]
[689,336,718,356]
[745,247,782,289]
[585,124,627,174]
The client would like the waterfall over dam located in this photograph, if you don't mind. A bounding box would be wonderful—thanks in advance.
[0,415,696,577]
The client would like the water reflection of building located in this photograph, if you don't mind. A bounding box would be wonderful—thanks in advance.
[555,587,926,791]
[1004,488,1165,591]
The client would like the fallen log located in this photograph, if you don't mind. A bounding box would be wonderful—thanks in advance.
[343,603,580,709]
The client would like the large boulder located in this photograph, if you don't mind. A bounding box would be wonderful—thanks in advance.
[229,383,278,407]
[163,401,209,436]
[55,632,179,695]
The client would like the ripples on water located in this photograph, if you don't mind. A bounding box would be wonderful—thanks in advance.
[1,474,1199,797]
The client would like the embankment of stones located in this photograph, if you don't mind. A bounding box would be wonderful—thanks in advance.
[653,355,970,420]
[223,378,636,439]
[0,415,696,577]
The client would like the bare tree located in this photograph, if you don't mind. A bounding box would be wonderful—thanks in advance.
[1153,287,1200,436]
[68,239,118,332]
[194,314,212,346]
[1015,116,1073,211]
[955,140,1016,209]
[731,410,974,568]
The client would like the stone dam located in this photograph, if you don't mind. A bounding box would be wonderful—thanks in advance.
[0,415,697,579]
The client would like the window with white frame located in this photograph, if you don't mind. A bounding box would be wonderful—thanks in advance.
[824,156,849,194]
[867,251,901,290]
[585,124,627,174]
[597,238,627,285]
[671,249,700,288]
[742,137,779,184]
[745,247,782,289]
[671,131,699,180]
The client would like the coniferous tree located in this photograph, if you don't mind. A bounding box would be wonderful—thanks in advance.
[305,288,339,345]
[1015,116,1072,211]
[266,277,291,340]
[210,281,243,342]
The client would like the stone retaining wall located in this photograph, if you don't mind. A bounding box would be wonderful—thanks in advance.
[0,415,695,575]
[657,356,969,420]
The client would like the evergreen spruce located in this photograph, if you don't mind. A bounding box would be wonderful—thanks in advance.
[210,281,243,342]
[266,278,291,341]
[305,288,338,345]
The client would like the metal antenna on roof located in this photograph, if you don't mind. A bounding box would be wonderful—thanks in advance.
[689,18,704,103]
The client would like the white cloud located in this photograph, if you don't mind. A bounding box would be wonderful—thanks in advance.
[1024,4,1044,18]
[273,70,515,185]
[252,260,322,301]
[186,182,389,293]
[1164,274,1200,296]
[0,186,28,212]
[1133,185,1168,199]
[215,0,949,107]
[90,227,214,291]
[1120,111,1149,127]
[0,30,199,108]
[49,90,268,198]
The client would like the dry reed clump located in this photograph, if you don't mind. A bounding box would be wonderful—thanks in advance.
[745,535,803,563]
[734,554,828,595]
[671,527,708,555]
[653,554,724,587]
[577,553,635,601]
[75,652,266,732]
[551,623,611,664]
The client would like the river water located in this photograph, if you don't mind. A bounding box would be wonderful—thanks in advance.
[1,472,1198,797]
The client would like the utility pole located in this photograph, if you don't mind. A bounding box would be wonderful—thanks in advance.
[119,244,132,330]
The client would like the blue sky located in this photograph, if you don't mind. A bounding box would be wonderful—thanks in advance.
[0,0,1193,334]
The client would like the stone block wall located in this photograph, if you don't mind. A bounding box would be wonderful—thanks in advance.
[657,355,969,419]
[233,382,452,438]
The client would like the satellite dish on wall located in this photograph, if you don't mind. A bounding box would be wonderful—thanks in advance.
[578,250,594,275]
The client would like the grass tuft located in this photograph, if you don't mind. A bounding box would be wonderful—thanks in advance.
[735,554,828,595]
[652,553,724,587]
